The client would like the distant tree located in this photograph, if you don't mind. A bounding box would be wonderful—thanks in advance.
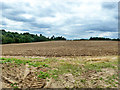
[40,34,42,37]
[14,37,20,43]
[54,36,66,40]
[23,32,30,35]
[5,33,14,38]
[51,35,55,40]
[89,37,111,40]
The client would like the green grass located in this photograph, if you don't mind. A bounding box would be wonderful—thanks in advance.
[0,57,49,68]
[10,83,18,88]
[84,61,117,71]
[80,79,86,83]
[37,71,50,79]
[0,57,53,80]
[48,63,82,78]
[43,58,58,64]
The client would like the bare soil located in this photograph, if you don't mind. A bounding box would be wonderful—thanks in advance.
[2,63,47,88]
[2,41,118,56]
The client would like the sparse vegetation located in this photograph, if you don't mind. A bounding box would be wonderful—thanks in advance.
[37,71,50,79]
[10,83,18,88]
[1,56,118,88]
[1,55,118,88]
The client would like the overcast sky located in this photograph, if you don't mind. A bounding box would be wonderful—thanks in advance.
[0,0,118,39]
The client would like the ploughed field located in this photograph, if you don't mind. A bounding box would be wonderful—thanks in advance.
[2,41,118,56]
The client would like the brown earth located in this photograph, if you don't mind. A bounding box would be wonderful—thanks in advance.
[2,63,47,88]
[1,41,118,56]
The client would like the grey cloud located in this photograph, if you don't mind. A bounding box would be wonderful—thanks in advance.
[84,22,117,32]
[6,10,25,16]
[102,2,117,9]
[2,7,35,22]
[2,21,7,25]
[35,7,55,17]
[34,2,73,18]
[20,29,30,31]
[0,2,11,10]
[29,22,51,28]
[3,14,35,22]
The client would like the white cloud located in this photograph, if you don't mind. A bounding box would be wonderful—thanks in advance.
[0,0,118,39]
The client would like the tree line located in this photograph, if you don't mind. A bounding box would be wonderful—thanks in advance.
[73,37,120,41]
[0,29,66,44]
[89,37,120,41]
[0,29,119,44]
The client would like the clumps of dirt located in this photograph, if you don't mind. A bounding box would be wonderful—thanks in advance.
[2,63,26,84]
[47,68,118,88]
[45,73,76,88]
[60,73,75,88]
[2,63,47,88]
[79,69,118,88]
[19,72,46,88]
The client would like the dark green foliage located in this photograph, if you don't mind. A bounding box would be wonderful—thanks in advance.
[50,35,66,40]
[37,71,50,79]
[89,37,120,41]
[73,37,119,41]
[0,29,66,44]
